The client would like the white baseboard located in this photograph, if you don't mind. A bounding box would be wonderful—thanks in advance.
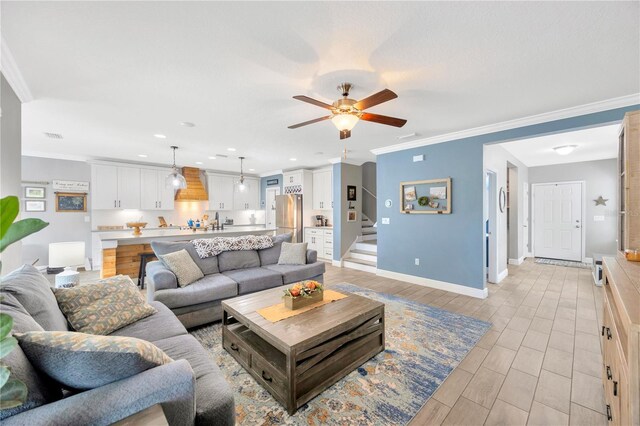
[525,252,534,258]
[584,257,593,265]
[332,260,343,268]
[376,269,489,299]
[508,257,525,265]
[497,268,509,282]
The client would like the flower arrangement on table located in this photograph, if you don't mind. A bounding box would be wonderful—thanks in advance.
[282,280,324,310]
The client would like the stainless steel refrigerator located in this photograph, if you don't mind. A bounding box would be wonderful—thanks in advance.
[275,194,303,242]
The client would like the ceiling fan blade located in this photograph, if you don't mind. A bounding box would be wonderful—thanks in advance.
[340,129,351,140]
[292,95,334,110]
[361,113,407,128]
[288,115,331,129]
[354,89,398,110]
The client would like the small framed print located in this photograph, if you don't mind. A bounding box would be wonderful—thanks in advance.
[55,192,87,212]
[347,185,357,201]
[25,200,46,212]
[25,187,46,199]
[347,210,357,222]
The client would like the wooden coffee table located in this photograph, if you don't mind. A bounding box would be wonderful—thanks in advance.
[221,285,385,415]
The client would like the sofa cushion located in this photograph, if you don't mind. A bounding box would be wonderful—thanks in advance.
[109,302,187,342]
[159,249,204,287]
[15,331,173,391]
[151,241,219,275]
[153,334,235,425]
[278,242,308,265]
[258,233,293,266]
[0,294,63,420]
[264,262,326,285]
[54,276,157,335]
[217,250,260,272]
[0,264,68,331]
[222,267,283,294]
[153,274,237,309]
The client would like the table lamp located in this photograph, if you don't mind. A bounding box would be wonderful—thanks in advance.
[48,242,85,274]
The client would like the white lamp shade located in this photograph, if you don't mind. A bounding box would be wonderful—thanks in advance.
[49,242,85,268]
[331,113,359,131]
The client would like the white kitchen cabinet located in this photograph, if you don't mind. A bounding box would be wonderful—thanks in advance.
[283,169,312,195]
[312,169,333,210]
[91,164,140,209]
[233,177,259,210]
[140,168,175,210]
[208,174,235,210]
[304,227,333,260]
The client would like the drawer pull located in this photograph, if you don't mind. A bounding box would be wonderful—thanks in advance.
[261,370,272,382]
[606,328,612,340]
[606,366,612,380]
[601,325,605,336]
[230,343,239,351]
[613,381,618,396]
[606,404,612,421]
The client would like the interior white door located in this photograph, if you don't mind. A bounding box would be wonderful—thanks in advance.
[523,182,529,255]
[533,182,583,261]
[265,187,279,229]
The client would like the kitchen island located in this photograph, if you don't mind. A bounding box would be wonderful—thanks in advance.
[97,225,275,278]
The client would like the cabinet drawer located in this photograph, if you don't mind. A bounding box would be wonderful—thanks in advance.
[250,354,287,399]
[307,229,322,236]
[324,249,333,258]
[324,230,333,237]
[324,237,333,245]
[222,327,251,368]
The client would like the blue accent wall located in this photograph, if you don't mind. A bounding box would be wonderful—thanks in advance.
[377,105,639,290]
[259,174,283,208]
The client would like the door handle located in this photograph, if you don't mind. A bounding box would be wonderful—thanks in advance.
[114,200,117,208]
[575,225,580,228]
[606,365,612,380]
[118,200,121,208]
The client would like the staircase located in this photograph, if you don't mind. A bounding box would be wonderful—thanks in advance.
[343,217,378,273]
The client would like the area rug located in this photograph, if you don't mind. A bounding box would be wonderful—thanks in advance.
[535,257,591,269]
[190,283,491,425]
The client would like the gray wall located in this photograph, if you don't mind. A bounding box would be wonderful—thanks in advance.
[21,156,92,265]
[332,162,363,260]
[0,73,23,272]
[529,158,618,258]
[361,161,377,222]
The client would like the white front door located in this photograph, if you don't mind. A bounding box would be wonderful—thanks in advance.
[265,187,280,229]
[533,182,583,261]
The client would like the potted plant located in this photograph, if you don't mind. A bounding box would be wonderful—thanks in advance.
[0,195,49,408]
[283,280,323,310]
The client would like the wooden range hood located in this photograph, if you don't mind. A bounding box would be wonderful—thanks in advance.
[174,167,208,201]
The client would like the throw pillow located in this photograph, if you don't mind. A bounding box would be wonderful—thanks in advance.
[159,249,204,287]
[259,233,293,266]
[53,276,157,335]
[15,331,173,390]
[278,242,308,265]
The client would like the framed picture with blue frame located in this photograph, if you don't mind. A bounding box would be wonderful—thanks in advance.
[400,177,451,214]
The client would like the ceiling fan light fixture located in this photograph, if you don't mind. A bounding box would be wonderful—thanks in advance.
[331,113,360,132]
[166,146,187,189]
[553,145,577,155]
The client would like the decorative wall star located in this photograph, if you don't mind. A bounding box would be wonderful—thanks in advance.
[594,196,608,206]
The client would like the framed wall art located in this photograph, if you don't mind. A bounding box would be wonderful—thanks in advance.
[25,200,46,212]
[347,185,357,201]
[25,186,46,199]
[399,178,452,214]
[347,210,357,222]
[55,192,87,212]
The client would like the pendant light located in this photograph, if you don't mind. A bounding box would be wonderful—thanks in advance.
[166,146,187,189]
[237,156,246,192]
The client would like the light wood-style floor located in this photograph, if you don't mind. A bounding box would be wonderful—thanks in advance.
[323,259,606,426]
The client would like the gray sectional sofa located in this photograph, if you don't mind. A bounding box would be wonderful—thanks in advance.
[146,233,326,328]
[0,264,233,426]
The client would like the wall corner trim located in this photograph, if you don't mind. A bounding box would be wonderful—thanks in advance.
[1,36,34,103]
[258,170,283,177]
[370,93,640,155]
[508,257,525,266]
[376,268,488,299]
[332,259,343,268]
[328,157,366,166]
[496,268,509,283]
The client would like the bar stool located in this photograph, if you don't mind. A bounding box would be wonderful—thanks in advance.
[137,252,156,289]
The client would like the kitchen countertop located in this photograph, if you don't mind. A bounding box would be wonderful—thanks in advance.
[97,225,276,247]
[304,226,333,229]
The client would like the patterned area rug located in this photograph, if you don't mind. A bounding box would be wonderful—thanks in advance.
[535,257,591,269]
[191,283,491,425]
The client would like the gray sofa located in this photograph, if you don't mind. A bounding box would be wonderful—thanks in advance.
[146,233,325,328]
[0,264,234,426]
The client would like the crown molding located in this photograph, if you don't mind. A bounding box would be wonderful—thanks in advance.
[371,94,640,156]
[328,157,366,166]
[258,169,283,177]
[1,36,33,103]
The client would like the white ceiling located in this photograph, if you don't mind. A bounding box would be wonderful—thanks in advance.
[3,1,639,174]
[499,124,620,167]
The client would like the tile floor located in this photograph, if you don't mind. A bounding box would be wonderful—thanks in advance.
[322,259,606,426]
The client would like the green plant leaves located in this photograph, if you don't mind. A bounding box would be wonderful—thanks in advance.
[0,218,49,253]
[0,196,19,240]
[0,365,9,388]
[0,313,13,340]
[0,336,17,358]
[0,379,28,409]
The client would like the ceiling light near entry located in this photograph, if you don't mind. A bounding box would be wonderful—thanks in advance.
[553,145,577,155]
[227,148,236,152]
[290,158,297,161]
[138,154,148,158]
[154,134,167,139]
[208,156,216,160]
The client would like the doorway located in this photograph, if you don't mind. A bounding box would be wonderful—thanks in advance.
[532,181,584,262]
[485,170,498,283]
[265,187,280,229]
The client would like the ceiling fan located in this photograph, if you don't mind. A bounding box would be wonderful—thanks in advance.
[288,83,407,139]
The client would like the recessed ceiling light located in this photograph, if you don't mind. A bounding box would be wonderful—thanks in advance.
[43,132,63,139]
[195,161,203,165]
[138,154,148,158]
[290,158,297,161]
[208,156,217,160]
[154,134,167,139]
[249,168,255,171]
[180,122,195,127]
[227,148,236,152]
[553,145,577,155]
